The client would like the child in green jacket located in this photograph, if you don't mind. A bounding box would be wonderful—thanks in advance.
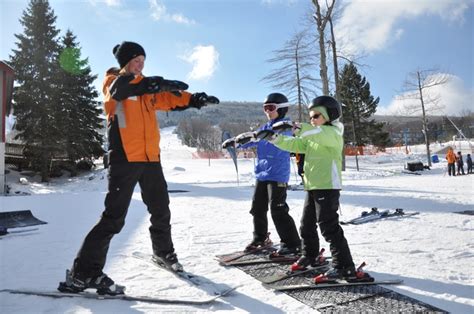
[265,96,360,282]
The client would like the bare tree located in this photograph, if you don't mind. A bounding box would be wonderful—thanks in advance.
[312,0,336,96]
[261,30,320,122]
[398,69,450,167]
[176,118,222,166]
[310,0,355,171]
[219,121,254,137]
[328,16,339,101]
[196,126,222,166]
[327,8,346,171]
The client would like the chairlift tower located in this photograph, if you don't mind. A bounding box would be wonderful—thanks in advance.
[445,115,473,152]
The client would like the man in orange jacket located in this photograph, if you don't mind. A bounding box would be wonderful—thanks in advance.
[58,41,219,295]
[446,147,456,176]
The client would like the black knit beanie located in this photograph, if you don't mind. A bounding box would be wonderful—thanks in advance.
[113,41,146,68]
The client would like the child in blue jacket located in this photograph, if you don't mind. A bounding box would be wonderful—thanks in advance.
[234,93,301,255]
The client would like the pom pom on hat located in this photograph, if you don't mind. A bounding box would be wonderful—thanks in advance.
[113,41,146,68]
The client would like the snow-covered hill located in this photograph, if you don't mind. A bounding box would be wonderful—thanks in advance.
[0,127,472,313]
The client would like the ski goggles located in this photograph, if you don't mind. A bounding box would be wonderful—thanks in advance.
[263,102,289,113]
[263,104,277,112]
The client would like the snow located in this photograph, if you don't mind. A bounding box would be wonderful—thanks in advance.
[0,126,473,313]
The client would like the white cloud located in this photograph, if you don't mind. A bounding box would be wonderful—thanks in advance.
[336,0,471,54]
[149,0,195,25]
[88,0,121,7]
[394,28,404,40]
[377,74,473,117]
[180,45,219,81]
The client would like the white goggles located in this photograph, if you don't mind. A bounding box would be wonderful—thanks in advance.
[263,102,290,112]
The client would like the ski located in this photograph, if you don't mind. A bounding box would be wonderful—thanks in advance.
[131,252,233,295]
[341,208,388,225]
[0,210,47,228]
[216,242,276,265]
[381,208,420,219]
[264,279,403,291]
[223,254,299,266]
[0,227,39,238]
[0,288,229,305]
[314,290,393,310]
[259,262,330,284]
[341,208,419,225]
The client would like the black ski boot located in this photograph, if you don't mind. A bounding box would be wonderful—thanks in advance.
[152,252,184,272]
[58,269,125,295]
[290,248,327,271]
[244,233,273,252]
[314,262,374,283]
[269,243,300,259]
[276,243,300,255]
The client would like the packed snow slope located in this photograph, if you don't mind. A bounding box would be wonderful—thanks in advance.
[0,127,473,313]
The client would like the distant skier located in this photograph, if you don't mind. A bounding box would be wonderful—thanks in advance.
[456,151,465,175]
[466,154,472,174]
[255,96,366,282]
[223,93,301,256]
[58,41,219,295]
[446,147,456,176]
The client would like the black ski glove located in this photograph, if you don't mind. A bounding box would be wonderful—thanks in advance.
[188,92,220,109]
[135,76,189,94]
[109,75,135,101]
[110,75,189,101]
[235,132,256,145]
[255,129,277,141]
[272,121,298,132]
[222,137,236,149]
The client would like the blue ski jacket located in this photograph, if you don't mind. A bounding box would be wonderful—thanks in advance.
[239,117,292,183]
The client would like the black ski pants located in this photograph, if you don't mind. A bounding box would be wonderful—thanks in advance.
[448,163,456,176]
[250,180,300,248]
[300,189,354,269]
[73,162,174,277]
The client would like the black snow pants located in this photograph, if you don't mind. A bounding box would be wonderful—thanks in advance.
[250,180,300,248]
[300,189,354,269]
[448,163,456,176]
[73,162,174,277]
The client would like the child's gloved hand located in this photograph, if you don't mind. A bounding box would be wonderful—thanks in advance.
[235,132,256,145]
[255,129,278,142]
[222,138,236,149]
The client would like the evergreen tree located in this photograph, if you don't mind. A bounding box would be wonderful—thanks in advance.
[339,63,388,148]
[57,30,103,169]
[368,121,391,148]
[9,0,62,181]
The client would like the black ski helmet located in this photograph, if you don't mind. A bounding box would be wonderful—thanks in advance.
[264,93,289,118]
[308,96,342,122]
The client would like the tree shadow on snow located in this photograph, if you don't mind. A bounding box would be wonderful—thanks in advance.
[341,183,473,213]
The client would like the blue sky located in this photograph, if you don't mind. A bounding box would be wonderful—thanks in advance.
[1,0,473,116]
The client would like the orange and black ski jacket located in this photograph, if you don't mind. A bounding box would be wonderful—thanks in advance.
[446,149,456,164]
[103,73,192,164]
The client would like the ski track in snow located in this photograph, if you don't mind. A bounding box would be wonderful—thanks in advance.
[0,127,473,313]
